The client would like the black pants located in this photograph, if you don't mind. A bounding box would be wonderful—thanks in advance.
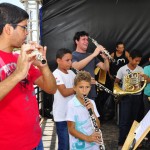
[143,94,150,114]
[118,94,144,145]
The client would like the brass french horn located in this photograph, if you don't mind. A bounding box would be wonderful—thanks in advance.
[113,72,147,96]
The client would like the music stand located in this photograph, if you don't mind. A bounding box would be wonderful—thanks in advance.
[122,110,150,150]
[122,121,139,150]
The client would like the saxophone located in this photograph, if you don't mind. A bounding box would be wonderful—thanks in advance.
[83,95,105,150]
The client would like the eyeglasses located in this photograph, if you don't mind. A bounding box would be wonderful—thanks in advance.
[11,24,28,31]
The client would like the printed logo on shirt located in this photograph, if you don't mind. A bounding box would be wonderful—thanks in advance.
[55,77,61,83]
[116,58,126,65]
[0,63,16,81]
[126,69,131,74]
[71,115,96,149]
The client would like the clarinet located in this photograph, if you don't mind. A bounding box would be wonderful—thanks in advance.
[83,95,105,150]
[95,81,118,101]
[89,36,115,62]
[71,68,118,101]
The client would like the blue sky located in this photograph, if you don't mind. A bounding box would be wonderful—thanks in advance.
[0,0,24,9]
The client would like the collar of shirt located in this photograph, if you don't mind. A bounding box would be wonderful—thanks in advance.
[73,96,84,107]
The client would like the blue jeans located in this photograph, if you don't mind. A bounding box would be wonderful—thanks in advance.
[33,139,44,150]
[118,94,143,145]
[55,121,69,150]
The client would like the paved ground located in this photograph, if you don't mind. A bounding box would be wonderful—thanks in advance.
[41,118,150,150]
[100,119,119,149]
[41,119,58,150]
[41,118,119,150]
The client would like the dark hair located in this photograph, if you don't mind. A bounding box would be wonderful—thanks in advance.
[74,71,91,86]
[116,41,125,48]
[129,50,142,59]
[0,3,29,34]
[73,31,89,47]
[56,48,72,59]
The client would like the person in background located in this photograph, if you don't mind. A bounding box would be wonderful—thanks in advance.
[0,3,57,150]
[115,50,146,150]
[143,57,150,114]
[72,31,109,100]
[143,57,150,144]
[53,48,76,150]
[102,42,129,122]
[109,41,129,81]
[66,71,101,150]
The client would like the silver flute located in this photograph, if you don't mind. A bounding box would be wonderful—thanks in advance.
[32,49,46,64]
[83,95,105,150]
[89,36,115,62]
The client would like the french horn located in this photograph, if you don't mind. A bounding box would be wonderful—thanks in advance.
[113,72,147,95]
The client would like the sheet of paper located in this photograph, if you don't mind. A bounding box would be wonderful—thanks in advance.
[134,110,150,141]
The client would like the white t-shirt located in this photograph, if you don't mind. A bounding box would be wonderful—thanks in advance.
[116,64,143,93]
[66,96,100,150]
[53,69,76,121]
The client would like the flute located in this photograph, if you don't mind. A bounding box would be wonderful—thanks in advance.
[83,95,105,150]
[89,36,115,62]
[32,49,46,64]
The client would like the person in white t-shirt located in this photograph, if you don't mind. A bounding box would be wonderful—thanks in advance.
[115,50,147,149]
[66,71,101,150]
[53,48,76,150]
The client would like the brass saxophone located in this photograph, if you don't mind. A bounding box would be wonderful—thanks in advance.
[83,95,105,150]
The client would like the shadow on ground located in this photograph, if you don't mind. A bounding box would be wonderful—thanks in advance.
[101,119,150,150]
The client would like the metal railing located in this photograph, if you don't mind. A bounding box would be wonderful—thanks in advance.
[20,0,42,43]
[34,85,44,123]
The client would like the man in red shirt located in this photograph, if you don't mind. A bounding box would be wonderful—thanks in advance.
[0,3,57,150]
